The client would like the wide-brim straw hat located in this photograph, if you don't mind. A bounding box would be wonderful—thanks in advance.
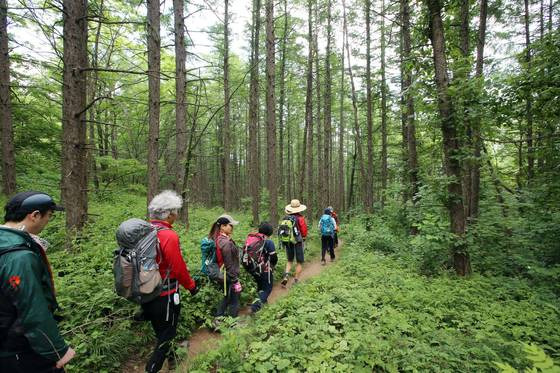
[285,199,307,214]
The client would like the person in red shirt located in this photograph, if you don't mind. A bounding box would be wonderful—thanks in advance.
[144,190,198,373]
[281,199,308,286]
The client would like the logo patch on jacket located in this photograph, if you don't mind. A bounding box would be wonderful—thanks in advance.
[8,275,21,290]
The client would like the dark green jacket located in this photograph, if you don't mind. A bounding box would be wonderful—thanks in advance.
[0,226,68,361]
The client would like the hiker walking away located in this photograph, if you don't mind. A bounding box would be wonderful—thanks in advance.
[319,208,337,265]
[143,190,199,373]
[328,206,340,248]
[279,199,308,286]
[242,222,278,313]
[214,215,242,318]
[0,191,75,372]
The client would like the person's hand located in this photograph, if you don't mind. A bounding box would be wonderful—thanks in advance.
[56,347,75,368]
[232,281,242,293]
[189,283,200,296]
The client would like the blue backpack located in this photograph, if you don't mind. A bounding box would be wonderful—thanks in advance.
[320,214,335,237]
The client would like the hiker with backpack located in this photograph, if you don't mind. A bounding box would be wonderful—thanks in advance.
[279,199,308,286]
[242,222,278,313]
[0,191,75,372]
[328,206,340,248]
[213,214,242,318]
[319,207,337,265]
[127,190,198,373]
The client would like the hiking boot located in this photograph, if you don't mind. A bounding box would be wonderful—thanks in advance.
[321,259,326,266]
[330,258,335,262]
[281,273,289,287]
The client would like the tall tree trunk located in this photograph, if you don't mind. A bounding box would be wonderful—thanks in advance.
[174,0,188,222]
[249,0,261,225]
[147,0,160,206]
[278,0,288,201]
[338,27,345,211]
[314,0,322,217]
[111,111,118,159]
[343,0,367,211]
[223,0,232,211]
[524,0,534,182]
[0,0,15,196]
[401,0,419,233]
[88,0,103,193]
[380,0,388,208]
[62,0,88,233]
[303,0,314,212]
[364,0,374,212]
[324,0,333,207]
[426,0,470,276]
[265,0,278,225]
[469,0,488,220]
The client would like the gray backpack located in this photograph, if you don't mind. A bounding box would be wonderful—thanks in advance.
[113,219,165,304]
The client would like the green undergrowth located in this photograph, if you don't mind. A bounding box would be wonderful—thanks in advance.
[29,191,321,372]
[186,224,560,372]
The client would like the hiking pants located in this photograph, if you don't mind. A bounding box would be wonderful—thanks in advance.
[321,235,335,261]
[216,281,240,317]
[334,232,339,247]
[0,350,65,373]
[251,271,274,313]
[141,294,181,373]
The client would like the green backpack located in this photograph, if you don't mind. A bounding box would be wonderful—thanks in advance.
[278,215,301,244]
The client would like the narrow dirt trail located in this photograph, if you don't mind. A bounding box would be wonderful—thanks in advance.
[123,241,342,372]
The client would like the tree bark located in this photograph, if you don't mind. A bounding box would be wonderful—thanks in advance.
[380,0,388,208]
[469,0,488,220]
[365,0,374,212]
[147,0,160,206]
[222,0,232,211]
[338,18,345,212]
[278,0,288,201]
[174,0,188,222]
[302,0,314,212]
[249,0,261,225]
[62,0,89,233]
[324,0,333,207]
[524,0,534,182]
[343,0,367,211]
[265,0,278,225]
[426,0,470,276]
[0,0,16,196]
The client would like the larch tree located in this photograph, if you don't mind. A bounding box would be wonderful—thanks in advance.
[62,0,89,233]
[365,0,375,212]
[324,0,333,206]
[265,0,278,225]
[380,0,388,208]
[426,0,470,276]
[146,0,160,205]
[249,0,261,225]
[222,0,232,211]
[174,0,188,224]
[0,0,15,196]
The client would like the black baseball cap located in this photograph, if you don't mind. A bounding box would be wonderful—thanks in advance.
[5,191,64,215]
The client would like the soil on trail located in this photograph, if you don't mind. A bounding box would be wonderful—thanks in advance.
[122,241,342,372]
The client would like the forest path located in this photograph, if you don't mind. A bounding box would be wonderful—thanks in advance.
[123,240,343,372]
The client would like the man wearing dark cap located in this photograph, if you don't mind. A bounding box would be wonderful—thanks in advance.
[0,191,75,372]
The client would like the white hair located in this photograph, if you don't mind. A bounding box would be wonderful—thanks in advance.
[148,190,183,220]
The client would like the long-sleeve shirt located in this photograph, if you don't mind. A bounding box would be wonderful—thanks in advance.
[150,220,196,296]
[216,233,240,282]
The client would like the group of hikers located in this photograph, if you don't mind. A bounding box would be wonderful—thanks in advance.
[0,190,340,373]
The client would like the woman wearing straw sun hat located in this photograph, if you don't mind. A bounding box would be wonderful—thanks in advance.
[279,199,308,286]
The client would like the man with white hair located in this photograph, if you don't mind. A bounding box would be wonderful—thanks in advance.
[142,190,198,373]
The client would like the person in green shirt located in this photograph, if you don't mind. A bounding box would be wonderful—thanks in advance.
[0,191,75,372]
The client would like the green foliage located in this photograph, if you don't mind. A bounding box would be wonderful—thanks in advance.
[188,231,560,372]
[496,344,560,373]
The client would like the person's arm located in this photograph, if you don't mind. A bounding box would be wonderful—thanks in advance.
[1,251,70,362]
[332,217,337,231]
[161,232,196,291]
[266,240,278,268]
